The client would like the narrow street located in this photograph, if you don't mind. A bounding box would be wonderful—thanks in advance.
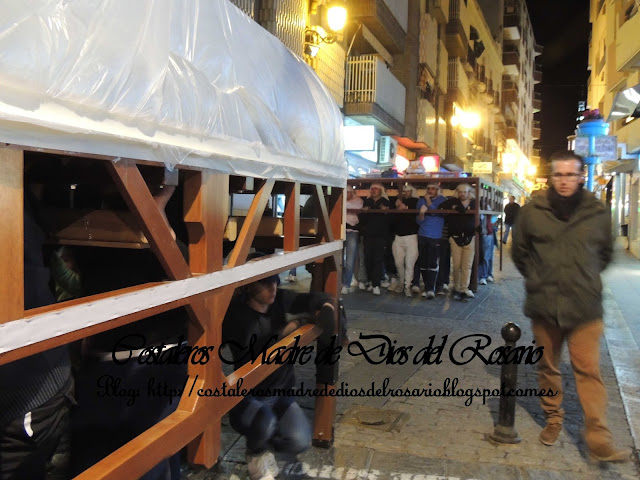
[184,245,640,480]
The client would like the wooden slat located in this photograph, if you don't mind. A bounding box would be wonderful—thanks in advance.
[77,324,320,480]
[0,148,23,325]
[312,185,335,243]
[43,207,147,246]
[224,217,317,242]
[108,160,191,280]
[227,179,275,268]
[283,182,300,252]
[0,282,196,366]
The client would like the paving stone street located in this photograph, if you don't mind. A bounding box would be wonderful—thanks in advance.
[184,244,640,480]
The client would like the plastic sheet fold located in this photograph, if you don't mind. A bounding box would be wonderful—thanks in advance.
[0,0,346,186]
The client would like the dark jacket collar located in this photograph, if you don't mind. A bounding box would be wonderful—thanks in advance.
[530,188,605,224]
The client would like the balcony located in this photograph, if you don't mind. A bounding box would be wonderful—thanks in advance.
[447,57,469,105]
[502,79,518,106]
[419,13,438,74]
[532,120,541,140]
[531,148,541,166]
[350,0,407,54]
[504,14,521,41]
[616,118,640,154]
[616,7,640,71]
[506,121,517,140]
[533,91,542,112]
[446,0,469,58]
[475,64,488,92]
[503,44,520,76]
[444,128,467,171]
[430,0,449,24]
[534,43,544,57]
[417,98,437,148]
[344,55,406,135]
[533,65,542,84]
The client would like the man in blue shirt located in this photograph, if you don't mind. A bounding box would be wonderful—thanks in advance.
[415,183,448,299]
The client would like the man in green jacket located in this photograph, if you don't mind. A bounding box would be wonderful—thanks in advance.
[512,151,629,462]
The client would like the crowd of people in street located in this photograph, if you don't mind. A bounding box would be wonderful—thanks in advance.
[338,181,501,301]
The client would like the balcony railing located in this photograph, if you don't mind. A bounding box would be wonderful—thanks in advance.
[534,43,544,57]
[504,14,521,41]
[345,55,406,125]
[503,44,520,76]
[446,0,468,57]
[532,120,541,139]
[533,66,542,84]
[417,98,437,147]
[533,91,542,112]
[447,57,469,103]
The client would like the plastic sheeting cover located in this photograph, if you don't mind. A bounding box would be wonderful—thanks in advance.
[0,0,346,186]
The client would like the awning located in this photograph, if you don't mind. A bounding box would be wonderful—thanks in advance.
[604,159,639,174]
[607,84,640,122]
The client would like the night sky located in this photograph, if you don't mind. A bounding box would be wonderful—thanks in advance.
[526,0,590,168]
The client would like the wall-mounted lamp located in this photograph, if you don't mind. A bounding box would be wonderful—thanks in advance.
[304,26,339,57]
[326,0,347,32]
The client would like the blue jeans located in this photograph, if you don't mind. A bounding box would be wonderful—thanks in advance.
[229,396,311,454]
[479,234,494,280]
[342,231,359,286]
[502,223,514,243]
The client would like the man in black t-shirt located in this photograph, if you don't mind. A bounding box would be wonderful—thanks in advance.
[390,184,419,296]
[502,195,520,244]
[223,260,334,480]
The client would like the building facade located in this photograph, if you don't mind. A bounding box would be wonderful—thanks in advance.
[228,0,541,197]
[588,0,640,258]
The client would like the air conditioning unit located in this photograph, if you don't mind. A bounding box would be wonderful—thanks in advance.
[378,136,398,167]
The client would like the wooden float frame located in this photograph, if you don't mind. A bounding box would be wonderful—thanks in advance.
[0,144,344,479]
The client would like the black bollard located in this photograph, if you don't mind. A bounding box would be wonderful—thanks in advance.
[489,322,522,444]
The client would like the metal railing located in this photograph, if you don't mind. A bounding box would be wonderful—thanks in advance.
[345,55,378,104]
[449,0,460,20]
[345,55,406,123]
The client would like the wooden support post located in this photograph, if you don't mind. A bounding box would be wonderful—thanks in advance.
[283,182,300,252]
[312,187,343,447]
[0,148,24,324]
[182,171,229,467]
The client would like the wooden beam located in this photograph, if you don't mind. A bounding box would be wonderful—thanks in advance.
[182,171,229,466]
[0,148,23,325]
[76,324,320,480]
[227,179,275,268]
[312,187,343,447]
[283,182,300,252]
[108,160,191,280]
[312,185,334,243]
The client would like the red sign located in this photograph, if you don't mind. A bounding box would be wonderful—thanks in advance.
[419,155,440,172]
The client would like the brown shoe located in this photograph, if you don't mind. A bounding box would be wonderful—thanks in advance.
[539,423,562,446]
[589,444,631,462]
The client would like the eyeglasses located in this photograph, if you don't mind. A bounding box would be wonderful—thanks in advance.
[551,173,582,180]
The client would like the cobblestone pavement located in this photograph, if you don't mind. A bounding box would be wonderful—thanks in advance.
[183,246,640,480]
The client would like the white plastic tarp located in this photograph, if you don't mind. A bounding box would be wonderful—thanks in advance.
[0,0,347,186]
